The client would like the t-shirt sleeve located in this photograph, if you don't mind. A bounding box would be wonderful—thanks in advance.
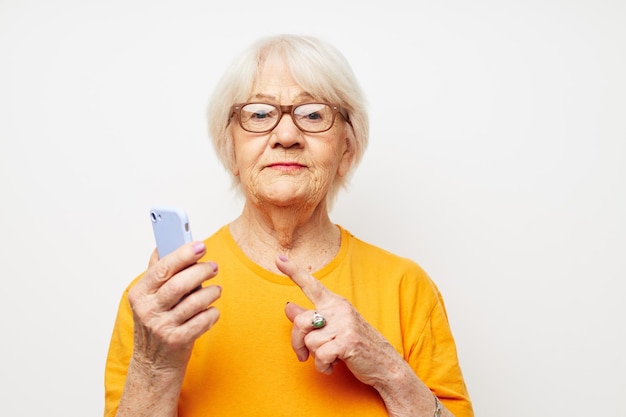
[103,284,136,417]
[400,269,474,417]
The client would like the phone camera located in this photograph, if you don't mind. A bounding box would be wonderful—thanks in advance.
[150,211,158,223]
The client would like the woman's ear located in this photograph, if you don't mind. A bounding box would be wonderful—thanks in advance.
[231,151,239,176]
[337,135,354,178]
[231,157,240,177]
[226,133,240,177]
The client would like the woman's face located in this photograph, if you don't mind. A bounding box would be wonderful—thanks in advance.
[230,56,353,209]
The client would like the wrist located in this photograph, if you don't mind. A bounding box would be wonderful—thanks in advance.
[128,355,186,389]
[117,359,185,417]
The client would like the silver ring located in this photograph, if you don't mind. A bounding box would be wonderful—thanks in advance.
[312,311,327,329]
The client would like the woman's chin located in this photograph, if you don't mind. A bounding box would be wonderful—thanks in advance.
[257,186,322,208]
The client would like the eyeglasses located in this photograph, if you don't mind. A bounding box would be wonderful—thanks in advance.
[230,102,349,133]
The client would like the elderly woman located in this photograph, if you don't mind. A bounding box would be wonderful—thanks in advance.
[104,34,473,417]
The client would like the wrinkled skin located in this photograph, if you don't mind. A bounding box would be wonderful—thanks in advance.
[114,54,453,417]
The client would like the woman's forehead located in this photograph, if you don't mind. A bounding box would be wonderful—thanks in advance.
[247,52,336,104]
[250,57,314,102]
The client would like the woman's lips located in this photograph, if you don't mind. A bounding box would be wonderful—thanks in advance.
[267,162,305,171]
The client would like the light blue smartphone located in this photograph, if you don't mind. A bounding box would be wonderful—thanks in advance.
[150,206,193,258]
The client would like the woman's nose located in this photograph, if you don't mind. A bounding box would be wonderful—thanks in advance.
[269,114,303,148]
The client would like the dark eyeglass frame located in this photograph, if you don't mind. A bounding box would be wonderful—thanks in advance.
[229,102,351,134]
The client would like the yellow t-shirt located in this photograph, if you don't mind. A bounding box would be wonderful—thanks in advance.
[105,225,473,417]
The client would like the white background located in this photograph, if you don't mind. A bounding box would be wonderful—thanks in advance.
[1,0,625,415]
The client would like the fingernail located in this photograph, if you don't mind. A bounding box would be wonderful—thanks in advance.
[193,242,206,254]
[278,254,288,262]
[209,261,218,272]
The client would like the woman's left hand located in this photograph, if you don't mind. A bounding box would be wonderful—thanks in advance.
[277,255,408,388]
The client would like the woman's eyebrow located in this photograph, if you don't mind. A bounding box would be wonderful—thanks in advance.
[250,92,316,102]
[250,93,276,101]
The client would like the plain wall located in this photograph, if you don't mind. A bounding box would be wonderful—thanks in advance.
[1,0,624,415]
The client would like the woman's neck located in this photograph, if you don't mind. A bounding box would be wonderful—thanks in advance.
[229,200,341,273]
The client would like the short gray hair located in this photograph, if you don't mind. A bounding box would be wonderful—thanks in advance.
[207,34,369,204]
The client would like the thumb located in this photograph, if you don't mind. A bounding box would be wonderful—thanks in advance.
[148,247,160,267]
[284,302,307,323]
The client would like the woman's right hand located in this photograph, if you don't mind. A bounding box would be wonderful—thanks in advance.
[115,241,220,417]
[127,241,221,371]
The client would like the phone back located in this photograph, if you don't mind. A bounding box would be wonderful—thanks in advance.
[150,206,193,258]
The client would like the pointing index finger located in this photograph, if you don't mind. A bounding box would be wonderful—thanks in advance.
[276,255,330,304]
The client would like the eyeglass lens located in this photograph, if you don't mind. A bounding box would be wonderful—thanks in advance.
[239,103,335,133]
